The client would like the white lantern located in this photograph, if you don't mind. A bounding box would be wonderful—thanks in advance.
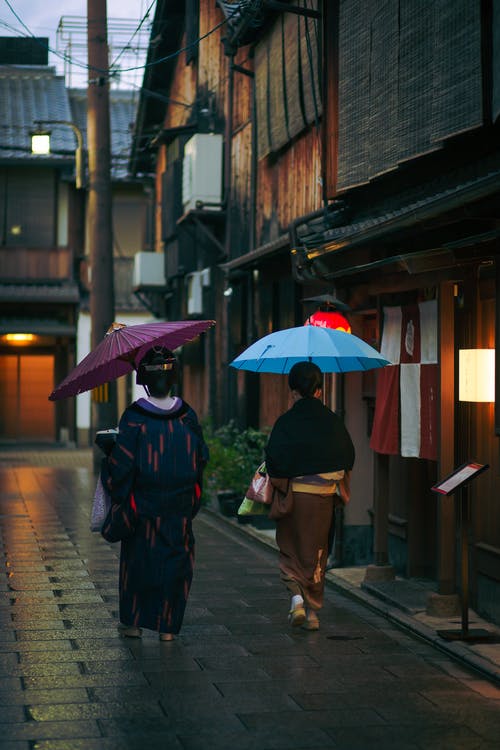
[459,349,495,402]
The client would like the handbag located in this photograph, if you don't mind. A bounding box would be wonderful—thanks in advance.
[245,462,273,505]
[90,476,111,532]
[99,423,140,543]
[101,493,138,543]
[237,497,270,517]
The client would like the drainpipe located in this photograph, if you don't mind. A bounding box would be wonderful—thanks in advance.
[221,56,235,424]
[224,57,235,260]
[249,59,257,255]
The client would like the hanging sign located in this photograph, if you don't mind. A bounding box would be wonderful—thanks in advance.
[431,462,489,496]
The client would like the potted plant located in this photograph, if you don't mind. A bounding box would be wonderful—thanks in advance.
[203,421,270,519]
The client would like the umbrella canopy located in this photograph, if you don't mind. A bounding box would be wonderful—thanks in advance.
[230,325,390,374]
[49,319,215,400]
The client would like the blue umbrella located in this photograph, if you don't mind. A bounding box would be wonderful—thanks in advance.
[230,325,391,374]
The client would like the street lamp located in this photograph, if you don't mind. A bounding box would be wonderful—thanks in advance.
[31,131,51,154]
[31,120,86,189]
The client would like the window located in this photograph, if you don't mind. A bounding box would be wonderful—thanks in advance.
[0,167,56,247]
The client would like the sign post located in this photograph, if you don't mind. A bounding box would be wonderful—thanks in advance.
[432,462,491,642]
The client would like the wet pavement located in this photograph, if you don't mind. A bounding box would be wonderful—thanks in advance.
[0,447,500,749]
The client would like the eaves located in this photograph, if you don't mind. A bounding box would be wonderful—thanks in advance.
[293,167,500,282]
[0,283,80,304]
[221,234,289,273]
[0,319,76,336]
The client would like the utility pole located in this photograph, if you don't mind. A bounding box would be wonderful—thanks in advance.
[87,0,117,436]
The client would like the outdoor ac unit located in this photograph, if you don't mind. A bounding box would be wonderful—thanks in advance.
[186,268,211,316]
[182,133,223,213]
[133,252,165,287]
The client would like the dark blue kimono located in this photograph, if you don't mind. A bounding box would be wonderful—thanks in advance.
[102,399,208,634]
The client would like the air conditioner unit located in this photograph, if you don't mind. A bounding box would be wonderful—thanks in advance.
[186,268,211,315]
[186,271,203,315]
[133,252,165,287]
[182,133,223,213]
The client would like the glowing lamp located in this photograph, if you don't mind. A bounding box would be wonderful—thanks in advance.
[32,121,85,189]
[31,132,51,154]
[305,310,351,333]
[459,349,495,402]
[2,333,36,345]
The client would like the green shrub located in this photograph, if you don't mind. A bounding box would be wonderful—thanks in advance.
[202,420,269,500]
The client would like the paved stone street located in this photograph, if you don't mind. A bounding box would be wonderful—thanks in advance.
[1,453,500,749]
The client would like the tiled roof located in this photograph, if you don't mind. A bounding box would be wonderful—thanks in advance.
[0,65,74,160]
[0,318,76,336]
[0,282,79,303]
[69,88,138,180]
[299,155,500,252]
[0,66,138,179]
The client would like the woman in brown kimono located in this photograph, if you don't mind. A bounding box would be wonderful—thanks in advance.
[265,361,355,631]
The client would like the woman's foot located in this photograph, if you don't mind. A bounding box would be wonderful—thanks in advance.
[301,610,320,631]
[159,633,174,642]
[118,623,142,638]
[288,594,306,627]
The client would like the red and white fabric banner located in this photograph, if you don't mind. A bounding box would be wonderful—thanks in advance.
[370,300,438,460]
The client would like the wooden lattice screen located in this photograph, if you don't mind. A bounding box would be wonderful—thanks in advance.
[255,0,322,159]
[336,0,483,191]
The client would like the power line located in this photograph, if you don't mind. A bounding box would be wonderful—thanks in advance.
[2,0,237,80]
[121,12,234,74]
[3,0,93,73]
[109,0,156,71]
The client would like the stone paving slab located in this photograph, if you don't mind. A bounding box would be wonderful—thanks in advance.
[0,454,500,749]
[208,510,500,688]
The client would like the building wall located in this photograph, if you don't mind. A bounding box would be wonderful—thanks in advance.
[57,182,69,247]
[256,128,322,245]
[343,371,374,566]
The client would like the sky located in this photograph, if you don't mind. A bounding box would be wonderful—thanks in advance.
[0,0,155,88]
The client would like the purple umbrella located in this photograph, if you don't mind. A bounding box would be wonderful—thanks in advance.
[49,319,215,400]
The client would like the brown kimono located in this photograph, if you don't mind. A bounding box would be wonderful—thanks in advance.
[266,397,355,611]
[270,478,340,609]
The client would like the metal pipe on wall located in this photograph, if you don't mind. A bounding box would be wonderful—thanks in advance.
[221,57,235,423]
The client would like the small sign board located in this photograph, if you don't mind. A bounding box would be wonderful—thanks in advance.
[431,461,489,496]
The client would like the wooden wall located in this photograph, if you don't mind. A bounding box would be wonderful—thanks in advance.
[256,127,322,244]
[163,34,197,131]
[0,247,72,280]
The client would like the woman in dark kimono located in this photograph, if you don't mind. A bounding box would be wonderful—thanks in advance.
[265,361,355,631]
[101,346,208,641]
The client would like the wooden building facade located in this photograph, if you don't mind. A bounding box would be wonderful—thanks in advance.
[132,0,500,626]
[0,40,151,446]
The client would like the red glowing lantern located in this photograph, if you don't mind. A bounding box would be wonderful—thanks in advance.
[304,310,351,333]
